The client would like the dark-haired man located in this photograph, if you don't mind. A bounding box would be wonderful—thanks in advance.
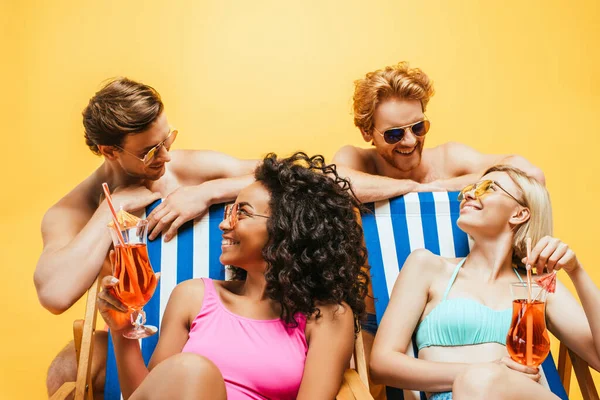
[38,78,257,397]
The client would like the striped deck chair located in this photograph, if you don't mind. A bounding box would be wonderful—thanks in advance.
[104,200,228,399]
[361,192,596,400]
[53,200,373,400]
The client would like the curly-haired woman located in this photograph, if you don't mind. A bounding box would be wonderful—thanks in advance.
[97,152,370,400]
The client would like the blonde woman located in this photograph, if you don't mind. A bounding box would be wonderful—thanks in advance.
[370,165,600,399]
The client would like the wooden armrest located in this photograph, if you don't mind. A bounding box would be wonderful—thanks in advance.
[558,342,572,394]
[558,342,599,400]
[354,331,369,390]
[49,382,76,400]
[568,348,599,400]
[74,276,101,400]
[73,319,84,366]
[336,369,375,400]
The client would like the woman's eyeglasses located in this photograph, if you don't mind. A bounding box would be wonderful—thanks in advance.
[224,203,269,229]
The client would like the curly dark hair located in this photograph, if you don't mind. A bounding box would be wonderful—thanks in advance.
[230,152,370,333]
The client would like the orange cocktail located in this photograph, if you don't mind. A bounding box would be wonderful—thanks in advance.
[108,213,158,339]
[506,283,550,367]
[111,242,157,309]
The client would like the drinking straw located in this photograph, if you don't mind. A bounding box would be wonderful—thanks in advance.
[526,310,533,366]
[525,237,534,366]
[102,183,126,247]
[525,238,533,303]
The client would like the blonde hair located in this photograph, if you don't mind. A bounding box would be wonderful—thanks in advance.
[353,62,435,134]
[483,165,553,267]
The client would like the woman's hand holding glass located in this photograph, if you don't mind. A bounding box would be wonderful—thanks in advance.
[492,356,540,382]
[97,250,161,335]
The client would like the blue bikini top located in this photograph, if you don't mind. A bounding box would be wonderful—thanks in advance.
[415,258,523,350]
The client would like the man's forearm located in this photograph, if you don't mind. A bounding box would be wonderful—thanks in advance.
[35,206,113,314]
[336,166,419,203]
[499,155,546,184]
[200,174,255,205]
[432,173,481,192]
[435,155,546,192]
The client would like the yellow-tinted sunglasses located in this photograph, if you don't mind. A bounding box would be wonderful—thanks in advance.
[458,179,525,206]
[116,128,178,166]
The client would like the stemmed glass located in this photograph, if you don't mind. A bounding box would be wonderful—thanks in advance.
[506,282,551,367]
[107,218,158,339]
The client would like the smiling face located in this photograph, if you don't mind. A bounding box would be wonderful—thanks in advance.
[219,182,271,271]
[457,171,529,238]
[115,112,173,181]
[365,98,426,173]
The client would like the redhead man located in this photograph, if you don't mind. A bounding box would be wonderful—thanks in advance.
[333,62,544,399]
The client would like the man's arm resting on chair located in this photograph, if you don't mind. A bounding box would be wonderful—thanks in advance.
[332,144,545,203]
[427,142,546,191]
[146,150,258,241]
[332,146,420,202]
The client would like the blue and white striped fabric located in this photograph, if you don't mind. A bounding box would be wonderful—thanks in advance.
[104,200,227,400]
[361,192,568,400]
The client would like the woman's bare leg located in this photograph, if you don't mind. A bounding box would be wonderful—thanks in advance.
[453,363,560,400]
[130,353,227,400]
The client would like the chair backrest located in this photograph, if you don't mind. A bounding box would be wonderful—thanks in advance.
[361,192,568,400]
[104,201,227,399]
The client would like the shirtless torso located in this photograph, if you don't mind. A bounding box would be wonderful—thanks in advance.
[41,148,256,398]
[36,149,256,314]
[333,98,544,203]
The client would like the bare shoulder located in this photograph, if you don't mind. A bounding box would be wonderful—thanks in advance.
[402,248,448,274]
[393,249,462,295]
[428,142,490,175]
[436,141,480,161]
[169,149,257,182]
[171,278,205,303]
[396,249,460,286]
[41,178,99,248]
[332,145,376,173]
[168,149,218,174]
[169,149,220,165]
[438,141,473,152]
[314,302,353,322]
[169,278,206,323]
[307,301,354,333]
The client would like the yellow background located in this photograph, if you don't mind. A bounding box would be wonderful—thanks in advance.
[1,1,599,398]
